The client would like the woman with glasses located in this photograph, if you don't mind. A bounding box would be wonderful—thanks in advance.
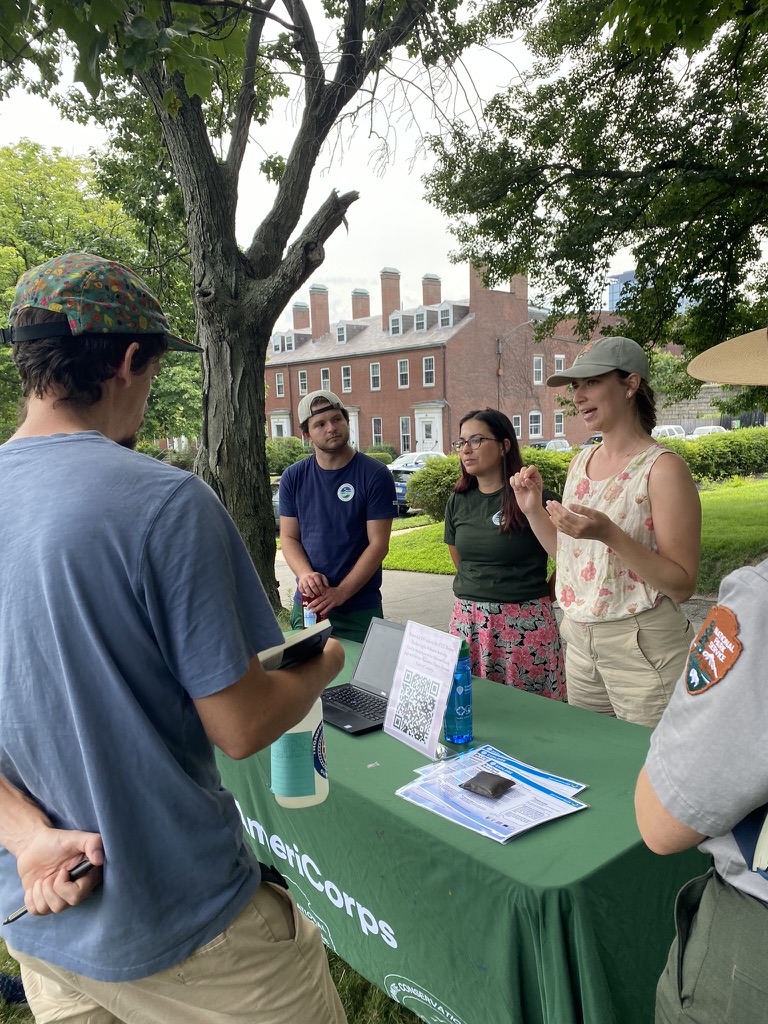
[444,408,565,700]
[511,337,701,728]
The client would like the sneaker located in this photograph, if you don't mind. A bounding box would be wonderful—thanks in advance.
[0,972,26,1005]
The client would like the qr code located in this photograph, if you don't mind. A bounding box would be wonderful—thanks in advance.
[391,667,441,744]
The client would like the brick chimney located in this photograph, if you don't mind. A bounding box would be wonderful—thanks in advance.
[509,274,528,307]
[351,288,370,320]
[292,301,310,331]
[380,267,401,329]
[422,274,441,306]
[309,284,330,339]
[468,263,488,311]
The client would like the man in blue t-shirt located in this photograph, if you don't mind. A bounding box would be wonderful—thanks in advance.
[0,254,347,1023]
[280,390,397,643]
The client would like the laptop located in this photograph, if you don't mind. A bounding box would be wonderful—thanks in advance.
[322,618,406,735]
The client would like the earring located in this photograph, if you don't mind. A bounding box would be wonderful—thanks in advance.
[627,391,633,398]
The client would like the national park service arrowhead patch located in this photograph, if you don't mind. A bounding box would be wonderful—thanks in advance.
[686,605,742,695]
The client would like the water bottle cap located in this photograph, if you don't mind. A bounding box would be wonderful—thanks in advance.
[459,639,471,658]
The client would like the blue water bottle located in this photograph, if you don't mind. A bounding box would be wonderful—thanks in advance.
[444,640,473,744]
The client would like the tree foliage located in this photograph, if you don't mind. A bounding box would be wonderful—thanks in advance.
[2,0,469,609]
[425,1,768,407]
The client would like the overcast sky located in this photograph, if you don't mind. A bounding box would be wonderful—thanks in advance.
[0,25,629,331]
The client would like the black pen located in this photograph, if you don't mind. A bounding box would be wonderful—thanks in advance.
[2,858,94,925]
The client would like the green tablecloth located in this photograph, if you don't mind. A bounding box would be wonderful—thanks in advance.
[216,638,707,1024]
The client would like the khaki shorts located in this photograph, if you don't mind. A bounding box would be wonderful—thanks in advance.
[560,597,693,727]
[9,882,347,1024]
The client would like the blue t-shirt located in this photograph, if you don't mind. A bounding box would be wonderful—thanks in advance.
[279,451,396,612]
[0,432,283,981]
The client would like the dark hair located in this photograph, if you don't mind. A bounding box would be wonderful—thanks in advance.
[454,408,526,532]
[11,308,167,408]
[615,370,656,433]
[300,400,350,433]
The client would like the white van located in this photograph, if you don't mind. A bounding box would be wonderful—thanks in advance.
[652,425,686,441]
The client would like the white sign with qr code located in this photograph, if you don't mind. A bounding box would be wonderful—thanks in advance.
[384,621,461,757]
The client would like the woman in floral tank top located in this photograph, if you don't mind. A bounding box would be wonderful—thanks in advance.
[511,337,701,727]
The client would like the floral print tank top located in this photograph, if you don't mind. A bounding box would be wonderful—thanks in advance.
[557,442,673,622]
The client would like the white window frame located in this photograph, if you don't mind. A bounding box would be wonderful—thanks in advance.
[554,411,565,436]
[298,370,307,395]
[439,306,451,328]
[533,355,544,386]
[398,358,409,389]
[372,417,383,447]
[400,416,411,453]
[555,354,565,373]
[512,415,522,439]
[337,325,346,344]
[275,372,284,398]
[415,311,426,332]
[370,362,381,391]
[390,314,401,336]
[341,365,352,393]
[423,355,435,387]
[285,333,295,352]
[320,367,330,390]
[528,411,542,438]
[272,335,282,353]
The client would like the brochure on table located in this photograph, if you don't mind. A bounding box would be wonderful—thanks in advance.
[383,621,461,758]
[397,744,589,843]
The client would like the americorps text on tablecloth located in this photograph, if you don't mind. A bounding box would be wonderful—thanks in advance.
[235,800,397,948]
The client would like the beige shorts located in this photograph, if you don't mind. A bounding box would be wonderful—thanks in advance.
[560,597,694,728]
[8,882,347,1024]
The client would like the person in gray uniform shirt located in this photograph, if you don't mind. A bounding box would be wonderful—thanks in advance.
[636,326,768,1024]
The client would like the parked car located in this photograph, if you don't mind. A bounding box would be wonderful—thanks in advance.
[390,465,426,512]
[686,425,728,440]
[388,450,447,471]
[580,433,603,447]
[526,439,551,450]
[652,425,686,441]
[271,478,280,529]
[544,438,571,452]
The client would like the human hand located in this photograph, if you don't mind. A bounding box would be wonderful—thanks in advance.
[510,465,544,517]
[545,501,616,543]
[15,828,104,917]
[297,572,329,599]
[304,586,345,617]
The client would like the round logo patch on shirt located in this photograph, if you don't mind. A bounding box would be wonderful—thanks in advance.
[491,510,505,527]
[686,604,742,695]
[337,483,355,502]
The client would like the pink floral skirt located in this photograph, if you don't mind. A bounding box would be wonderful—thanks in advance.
[450,597,566,701]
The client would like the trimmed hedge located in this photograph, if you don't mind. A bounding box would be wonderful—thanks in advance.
[405,449,575,522]
[658,427,768,482]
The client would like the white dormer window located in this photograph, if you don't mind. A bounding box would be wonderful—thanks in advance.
[415,311,426,332]
[390,314,402,336]
[271,335,282,353]
[439,306,451,328]
[285,333,295,352]
[337,325,346,344]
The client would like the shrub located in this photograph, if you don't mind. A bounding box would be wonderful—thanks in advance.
[366,443,396,460]
[661,428,768,482]
[266,436,309,475]
[135,440,164,460]
[407,449,575,522]
[366,451,392,465]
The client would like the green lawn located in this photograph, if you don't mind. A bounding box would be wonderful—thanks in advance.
[383,476,768,595]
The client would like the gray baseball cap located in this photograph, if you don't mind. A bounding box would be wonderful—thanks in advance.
[547,336,650,386]
[298,389,346,427]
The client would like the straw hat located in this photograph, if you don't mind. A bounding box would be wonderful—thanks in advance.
[688,328,768,386]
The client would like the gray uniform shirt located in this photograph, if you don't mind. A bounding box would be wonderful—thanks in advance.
[646,561,768,903]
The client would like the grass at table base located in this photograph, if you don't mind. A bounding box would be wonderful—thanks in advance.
[0,938,418,1024]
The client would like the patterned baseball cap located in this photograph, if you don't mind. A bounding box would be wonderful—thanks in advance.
[1,253,200,352]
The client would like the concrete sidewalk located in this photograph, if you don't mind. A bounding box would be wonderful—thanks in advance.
[274,551,714,634]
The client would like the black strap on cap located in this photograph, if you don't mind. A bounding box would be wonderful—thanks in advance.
[0,322,74,345]
[309,403,338,417]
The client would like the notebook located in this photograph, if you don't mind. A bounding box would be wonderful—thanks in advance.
[322,618,406,735]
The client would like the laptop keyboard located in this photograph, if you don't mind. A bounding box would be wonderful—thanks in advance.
[324,686,387,720]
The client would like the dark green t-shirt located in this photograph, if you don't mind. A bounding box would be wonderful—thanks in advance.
[444,486,554,604]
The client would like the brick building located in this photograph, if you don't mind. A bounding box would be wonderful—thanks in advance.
[265,264,602,454]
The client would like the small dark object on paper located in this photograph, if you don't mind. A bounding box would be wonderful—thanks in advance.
[459,771,515,799]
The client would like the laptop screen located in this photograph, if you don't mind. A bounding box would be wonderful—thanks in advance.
[351,618,406,697]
